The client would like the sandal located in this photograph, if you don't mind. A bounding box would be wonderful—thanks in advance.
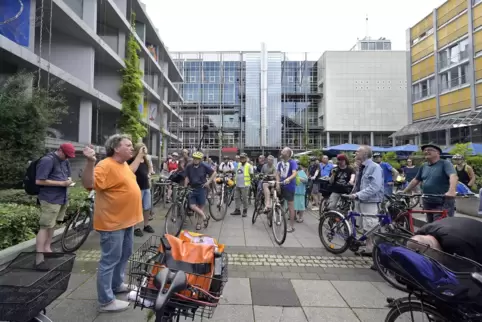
[196,223,202,230]
[287,227,295,233]
[296,217,304,223]
[203,215,210,228]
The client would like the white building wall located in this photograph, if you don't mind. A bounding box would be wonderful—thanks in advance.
[322,51,408,132]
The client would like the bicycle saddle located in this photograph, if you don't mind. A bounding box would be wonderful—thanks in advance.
[154,268,187,312]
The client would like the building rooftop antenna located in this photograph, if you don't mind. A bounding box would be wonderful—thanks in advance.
[365,14,369,40]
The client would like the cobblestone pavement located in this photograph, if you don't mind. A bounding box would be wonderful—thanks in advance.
[46,205,407,321]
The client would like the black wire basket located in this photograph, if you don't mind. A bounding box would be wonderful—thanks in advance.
[128,235,228,320]
[373,232,482,303]
[0,252,76,322]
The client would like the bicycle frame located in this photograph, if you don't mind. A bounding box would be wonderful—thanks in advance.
[341,210,393,242]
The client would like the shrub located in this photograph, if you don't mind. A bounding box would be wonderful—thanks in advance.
[0,203,40,250]
[382,152,401,170]
[0,189,37,205]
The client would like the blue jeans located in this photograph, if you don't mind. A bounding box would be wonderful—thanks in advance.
[97,226,134,305]
[423,198,455,223]
[384,184,393,196]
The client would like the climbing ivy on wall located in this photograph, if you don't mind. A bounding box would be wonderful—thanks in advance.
[118,13,147,143]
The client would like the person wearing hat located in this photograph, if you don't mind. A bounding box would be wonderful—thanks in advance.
[402,144,457,222]
[231,153,254,217]
[452,154,475,189]
[35,143,75,268]
[372,152,399,196]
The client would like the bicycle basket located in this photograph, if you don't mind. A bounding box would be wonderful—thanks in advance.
[128,235,228,319]
[373,233,482,303]
[0,252,76,322]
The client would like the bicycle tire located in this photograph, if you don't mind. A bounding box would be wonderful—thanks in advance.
[372,245,410,293]
[152,185,163,206]
[61,208,93,253]
[394,215,412,233]
[272,206,287,245]
[164,203,184,237]
[252,196,260,224]
[318,211,350,254]
[209,187,227,221]
[385,300,449,322]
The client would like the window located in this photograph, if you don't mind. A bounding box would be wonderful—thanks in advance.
[376,42,383,50]
[440,63,469,91]
[383,42,391,50]
[189,76,196,83]
[288,76,295,83]
[187,93,193,100]
[228,76,234,83]
[361,42,368,50]
[439,39,469,70]
[412,77,434,101]
[189,118,195,128]
[368,42,375,50]
[474,0,482,5]
[209,76,215,83]
[208,93,214,100]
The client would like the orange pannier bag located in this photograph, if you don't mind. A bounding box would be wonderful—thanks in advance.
[148,232,225,298]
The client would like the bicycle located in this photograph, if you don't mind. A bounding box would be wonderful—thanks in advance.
[251,175,287,245]
[318,194,403,255]
[0,252,76,322]
[152,176,171,207]
[208,174,235,221]
[128,235,228,322]
[60,190,94,253]
[164,184,211,236]
[318,183,354,218]
[371,232,482,321]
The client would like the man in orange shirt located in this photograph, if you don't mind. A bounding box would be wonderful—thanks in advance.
[81,134,143,312]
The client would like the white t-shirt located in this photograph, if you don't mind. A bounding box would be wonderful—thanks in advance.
[219,162,235,173]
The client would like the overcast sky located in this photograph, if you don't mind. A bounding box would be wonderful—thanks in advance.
[142,0,446,54]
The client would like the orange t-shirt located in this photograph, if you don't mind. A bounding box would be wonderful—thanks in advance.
[93,157,143,231]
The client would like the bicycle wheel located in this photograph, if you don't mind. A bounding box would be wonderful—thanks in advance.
[385,300,449,322]
[209,186,227,221]
[61,207,93,253]
[164,203,184,237]
[318,211,351,254]
[394,215,412,233]
[372,246,410,293]
[152,185,163,206]
[272,206,287,245]
[252,195,261,224]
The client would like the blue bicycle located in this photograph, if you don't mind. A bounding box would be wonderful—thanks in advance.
[318,195,404,255]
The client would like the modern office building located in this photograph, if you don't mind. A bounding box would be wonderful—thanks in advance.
[392,0,482,146]
[318,38,408,147]
[0,0,182,172]
[170,49,322,159]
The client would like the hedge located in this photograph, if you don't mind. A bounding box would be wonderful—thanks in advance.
[0,186,89,250]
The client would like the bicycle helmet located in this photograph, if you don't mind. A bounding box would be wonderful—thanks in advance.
[240,153,248,158]
[192,151,204,159]
[452,154,464,160]
[373,152,382,158]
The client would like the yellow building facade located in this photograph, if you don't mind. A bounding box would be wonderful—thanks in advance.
[394,0,482,146]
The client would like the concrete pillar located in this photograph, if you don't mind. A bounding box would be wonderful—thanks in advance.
[118,31,126,59]
[135,22,146,43]
[432,9,441,118]
[348,132,352,144]
[370,132,374,146]
[79,98,93,143]
[151,132,158,156]
[445,129,450,146]
[113,0,127,16]
[29,0,36,50]
[326,131,330,147]
[405,28,413,125]
[467,0,477,111]
[82,0,97,32]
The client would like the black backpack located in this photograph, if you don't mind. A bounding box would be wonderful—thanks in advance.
[23,154,53,195]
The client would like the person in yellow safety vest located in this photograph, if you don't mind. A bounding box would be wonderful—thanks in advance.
[230,153,254,217]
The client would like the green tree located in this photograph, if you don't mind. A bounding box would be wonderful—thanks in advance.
[118,13,147,143]
[0,72,67,188]
[449,142,473,158]
[298,155,310,168]
[382,151,401,170]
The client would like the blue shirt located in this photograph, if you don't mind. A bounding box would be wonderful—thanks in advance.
[320,163,333,177]
[416,159,455,195]
[379,161,394,184]
[277,159,298,192]
[36,152,71,205]
[184,163,214,187]
[354,159,384,203]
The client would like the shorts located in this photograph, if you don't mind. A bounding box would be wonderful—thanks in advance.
[189,187,207,207]
[281,188,295,202]
[39,200,68,229]
[311,183,319,194]
[141,189,151,210]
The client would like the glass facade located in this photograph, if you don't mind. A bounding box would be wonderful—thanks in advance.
[170,51,322,152]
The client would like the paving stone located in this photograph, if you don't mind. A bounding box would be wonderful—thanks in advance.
[303,307,360,322]
[292,280,347,307]
[246,271,265,278]
[228,271,247,278]
[220,277,252,305]
[250,278,301,307]
[254,306,308,322]
[300,272,320,280]
[49,299,99,322]
[209,304,254,321]
[281,272,302,279]
[60,273,94,298]
[93,307,147,321]
[317,273,340,280]
[371,282,407,299]
[353,308,390,322]
[67,275,97,300]
[331,281,387,308]
[263,272,284,279]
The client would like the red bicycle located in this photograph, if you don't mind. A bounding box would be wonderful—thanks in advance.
[385,193,449,233]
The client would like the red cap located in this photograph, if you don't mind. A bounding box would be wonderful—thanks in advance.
[60,143,76,158]
[337,154,349,164]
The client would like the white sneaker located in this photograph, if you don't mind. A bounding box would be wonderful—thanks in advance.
[311,207,319,211]
[99,299,130,312]
[114,283,137,294]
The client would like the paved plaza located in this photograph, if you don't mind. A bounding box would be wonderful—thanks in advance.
[46,205,408,322]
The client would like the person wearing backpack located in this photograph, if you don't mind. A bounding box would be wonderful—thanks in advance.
[33,143,75,268]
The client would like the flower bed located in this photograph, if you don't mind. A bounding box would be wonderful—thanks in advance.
[0,186,89,250]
